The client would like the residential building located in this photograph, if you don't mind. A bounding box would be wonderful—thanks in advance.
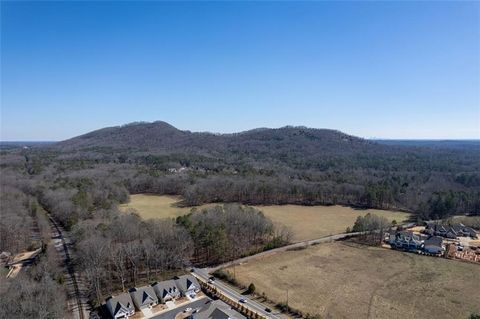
[388,230,424,251]
[422,236,443,254]
[152,279,181,303]
[106,293,135,319]
[192,300,246,319]
[129,285,158,310]
[424,223,477,239]
[174,274,201,297]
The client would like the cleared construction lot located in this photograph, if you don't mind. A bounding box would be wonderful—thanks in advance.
[120,195,409,242]
[225,242,480,319]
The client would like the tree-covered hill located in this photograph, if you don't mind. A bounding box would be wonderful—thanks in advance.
[3,121,479,223]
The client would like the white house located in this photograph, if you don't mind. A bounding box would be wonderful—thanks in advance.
[106,293,135,319]
[152,279,181,303]
[174,274,201,297]
[129,285,158,309]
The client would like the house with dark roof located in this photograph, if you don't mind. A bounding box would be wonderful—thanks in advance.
[425,223,478,239]
[422,236,444,254]
[129,285,158,310]
[174,274,201,297]
[462,226,478,238]
[388,230,424,251]
[152,279,181,303]
[106,293,135,319]
[193,300,246,319]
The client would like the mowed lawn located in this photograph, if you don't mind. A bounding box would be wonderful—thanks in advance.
[253,205,410,241]
[226,242,480,319]
[119,194,215,219]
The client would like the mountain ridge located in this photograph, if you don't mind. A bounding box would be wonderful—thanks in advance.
[55,121,376,154]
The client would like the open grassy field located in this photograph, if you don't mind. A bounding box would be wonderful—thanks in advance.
[119,194,215,220]
[120,195,409,241]
[252,205,409,241]
[225,242,480,319]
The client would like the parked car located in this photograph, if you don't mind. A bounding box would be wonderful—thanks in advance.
[208,276,215,281]
[265,307,272,313]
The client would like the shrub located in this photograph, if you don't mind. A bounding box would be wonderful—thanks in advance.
[247,283,256,294]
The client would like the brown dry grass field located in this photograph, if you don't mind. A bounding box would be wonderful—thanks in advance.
[225,242,480,319]
[252,205,410,242]
[120,195,409,241]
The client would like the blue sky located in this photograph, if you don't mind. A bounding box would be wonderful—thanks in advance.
[1,1,479,141]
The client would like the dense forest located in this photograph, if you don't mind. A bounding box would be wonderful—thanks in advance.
[1,121,479,317]
[25,121,480,217]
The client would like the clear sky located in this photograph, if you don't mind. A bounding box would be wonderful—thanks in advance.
[1,1,479,141]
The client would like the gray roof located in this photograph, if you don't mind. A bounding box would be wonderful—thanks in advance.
[424,236,443,248]
[174,274,200,293]
[129,285,158,308]
[152,279,180,299]
[393,230,422,242]
[464,227,477,235]
[194,300,246,319]
[106,293,135,317]
[427,223,477,237]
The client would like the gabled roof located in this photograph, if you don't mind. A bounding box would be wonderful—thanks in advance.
[174,274,200,292]
[194,300,246,319]
[129,286,158,308]
[152,279,180,298]
[463,227,477,235]
[394,231,422,242]
[427,223,477,238]
[424,236,443,248]
[106,293,134,317]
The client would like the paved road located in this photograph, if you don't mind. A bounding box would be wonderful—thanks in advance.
[193,267,284,319]
[151,298,210,319]
[48,213,89,319]
[193,232,363,319]
[208,231,362,273]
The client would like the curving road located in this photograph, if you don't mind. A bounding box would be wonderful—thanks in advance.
[193,267,284,319]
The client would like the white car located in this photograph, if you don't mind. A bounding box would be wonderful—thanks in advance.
[184,307,193,312]
[239,299,247,303]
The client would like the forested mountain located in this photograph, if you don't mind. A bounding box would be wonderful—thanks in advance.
[1,120,479,316]
[56,121,379,156]
[3,121,480,230]
[33,121,480,217]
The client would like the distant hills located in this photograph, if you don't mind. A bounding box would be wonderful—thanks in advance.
[54,121,386,158]
[53,121,479,160]
[0,141,55,150]
[2,121,479,217]
[3,122,478,153]
[373,139,480,150]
